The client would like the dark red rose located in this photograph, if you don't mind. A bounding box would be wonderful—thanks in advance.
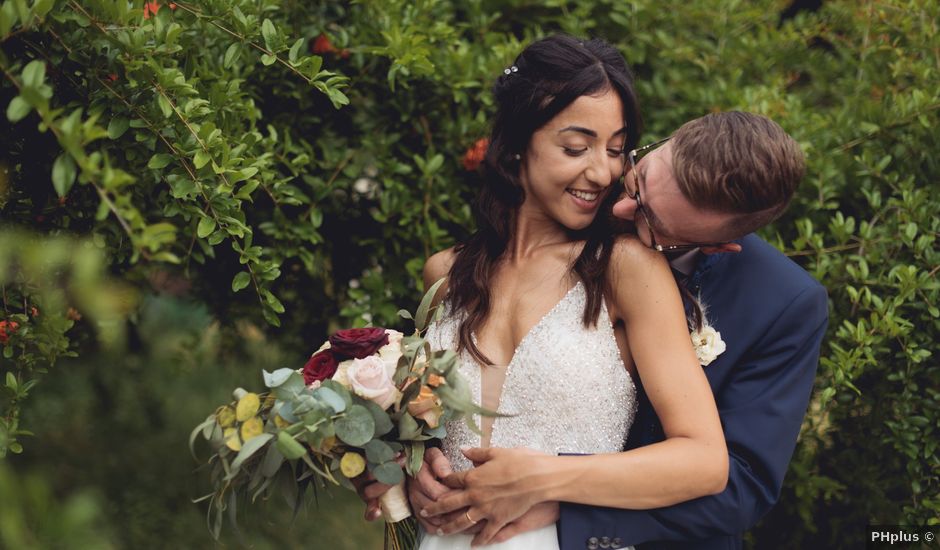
[303,349,338,385]
[329,327,388,360]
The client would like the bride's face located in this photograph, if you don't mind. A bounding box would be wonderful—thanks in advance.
[517,89,626,231]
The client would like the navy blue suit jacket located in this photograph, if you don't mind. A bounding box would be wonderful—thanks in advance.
[557,234,829,550]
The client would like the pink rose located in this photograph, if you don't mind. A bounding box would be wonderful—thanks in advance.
[346,356,401,410]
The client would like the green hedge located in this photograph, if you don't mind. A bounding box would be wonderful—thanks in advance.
[0,1,936,548]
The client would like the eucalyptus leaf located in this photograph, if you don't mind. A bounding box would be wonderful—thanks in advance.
[263,367,294,388]
[230,433,273,471]
[314,386,346,413]
[363,439,395,464]
[334,404,374,447]
[371,461,404,485]
[362,399,393,436]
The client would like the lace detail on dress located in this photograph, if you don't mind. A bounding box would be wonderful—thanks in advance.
[425,282,636,472]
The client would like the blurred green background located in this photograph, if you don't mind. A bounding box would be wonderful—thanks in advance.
[1,0,937,548]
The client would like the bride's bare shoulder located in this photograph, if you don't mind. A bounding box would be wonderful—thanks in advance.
[423,247,457,290]
[609,235,668,271]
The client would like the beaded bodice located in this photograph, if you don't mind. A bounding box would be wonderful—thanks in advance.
[426,282,636,472]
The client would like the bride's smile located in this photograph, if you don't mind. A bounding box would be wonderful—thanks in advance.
[517,89,626,232]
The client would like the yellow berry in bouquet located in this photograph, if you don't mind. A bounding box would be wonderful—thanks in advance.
[235,392,261,421]
[215,405,236,428]
[273,414,290,429]
[223,427,242,451]
[240,417,264,442]
[340,451,366,478]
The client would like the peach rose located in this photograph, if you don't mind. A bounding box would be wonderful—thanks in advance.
[407,385,443,428]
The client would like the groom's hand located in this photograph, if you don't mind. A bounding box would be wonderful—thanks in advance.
[423,447,550,544]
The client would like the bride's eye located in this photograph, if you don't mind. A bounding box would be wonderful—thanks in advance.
[563,147,587,156]
[607,148,625,157]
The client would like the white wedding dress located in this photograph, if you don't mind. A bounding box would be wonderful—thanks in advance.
[419,282,637,550]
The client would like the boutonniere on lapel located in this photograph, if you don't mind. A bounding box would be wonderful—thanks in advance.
[690,323,726,366]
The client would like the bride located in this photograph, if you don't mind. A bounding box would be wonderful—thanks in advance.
[365,35,727,549]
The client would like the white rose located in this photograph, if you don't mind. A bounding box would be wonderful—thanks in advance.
[345,356,402,410]
[377,329,404,374]
[691,324,726,366]
[331,359,355,387]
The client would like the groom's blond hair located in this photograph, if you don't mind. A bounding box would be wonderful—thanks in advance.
[671,111,804,236]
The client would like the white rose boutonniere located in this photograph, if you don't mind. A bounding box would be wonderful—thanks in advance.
[691,324,726,366]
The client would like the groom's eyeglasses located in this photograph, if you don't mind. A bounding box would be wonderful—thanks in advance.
[624,137,730,253]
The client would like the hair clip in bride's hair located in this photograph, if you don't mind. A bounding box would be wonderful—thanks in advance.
[502,65,519,76]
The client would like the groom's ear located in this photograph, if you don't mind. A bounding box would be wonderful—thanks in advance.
[701,242,742,255]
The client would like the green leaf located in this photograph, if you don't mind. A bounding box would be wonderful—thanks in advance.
[231,433,274,471]
[314,386,347,414]
[406,441,425,476]
[363,440,395,464]
[223,43,240,69]
[147,154,173,169]
[397,309,413,320]
[362,399,393,436]
[107,117,130,139]
[261,19,277,49]
[371,461,404,485]
[193,150,210,169]
[334,404,375,447]
[260,53,277,66]
[289,38,304,63]
[0,3,17,37]
[197,216,216,238]
[231,271,251,292]
[21,60,46,89]
[414,278,446,331]
[5,372,16,390]
[260,442,285,477]
[397,412,421,440]
[6,96,31,122]
[51,154,77,197]
[427,154,444,173]
[156,93,173,118]
[33,0,55,19]
[276,431,306,460]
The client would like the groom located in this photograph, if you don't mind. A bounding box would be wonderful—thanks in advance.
[365,111,828,549]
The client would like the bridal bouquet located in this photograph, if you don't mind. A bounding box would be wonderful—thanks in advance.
[191,280,490,549]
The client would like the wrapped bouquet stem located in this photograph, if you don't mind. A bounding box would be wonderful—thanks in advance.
[191,279,497,549]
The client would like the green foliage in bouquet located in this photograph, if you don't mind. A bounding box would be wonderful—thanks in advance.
[191,280,495,541]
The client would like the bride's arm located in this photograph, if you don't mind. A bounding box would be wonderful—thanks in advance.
[533,237,728,507]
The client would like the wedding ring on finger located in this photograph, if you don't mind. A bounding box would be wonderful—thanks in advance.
[465,510,479,525]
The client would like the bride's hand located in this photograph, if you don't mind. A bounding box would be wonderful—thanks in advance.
[421,447,552,543]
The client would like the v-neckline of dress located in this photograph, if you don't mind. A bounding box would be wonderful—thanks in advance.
[477,281,583,447]
[474,280,583,369]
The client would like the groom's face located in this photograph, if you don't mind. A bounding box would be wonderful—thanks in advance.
[612,142,736,251]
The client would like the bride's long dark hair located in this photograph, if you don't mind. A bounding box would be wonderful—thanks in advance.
[447,35,642,365]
